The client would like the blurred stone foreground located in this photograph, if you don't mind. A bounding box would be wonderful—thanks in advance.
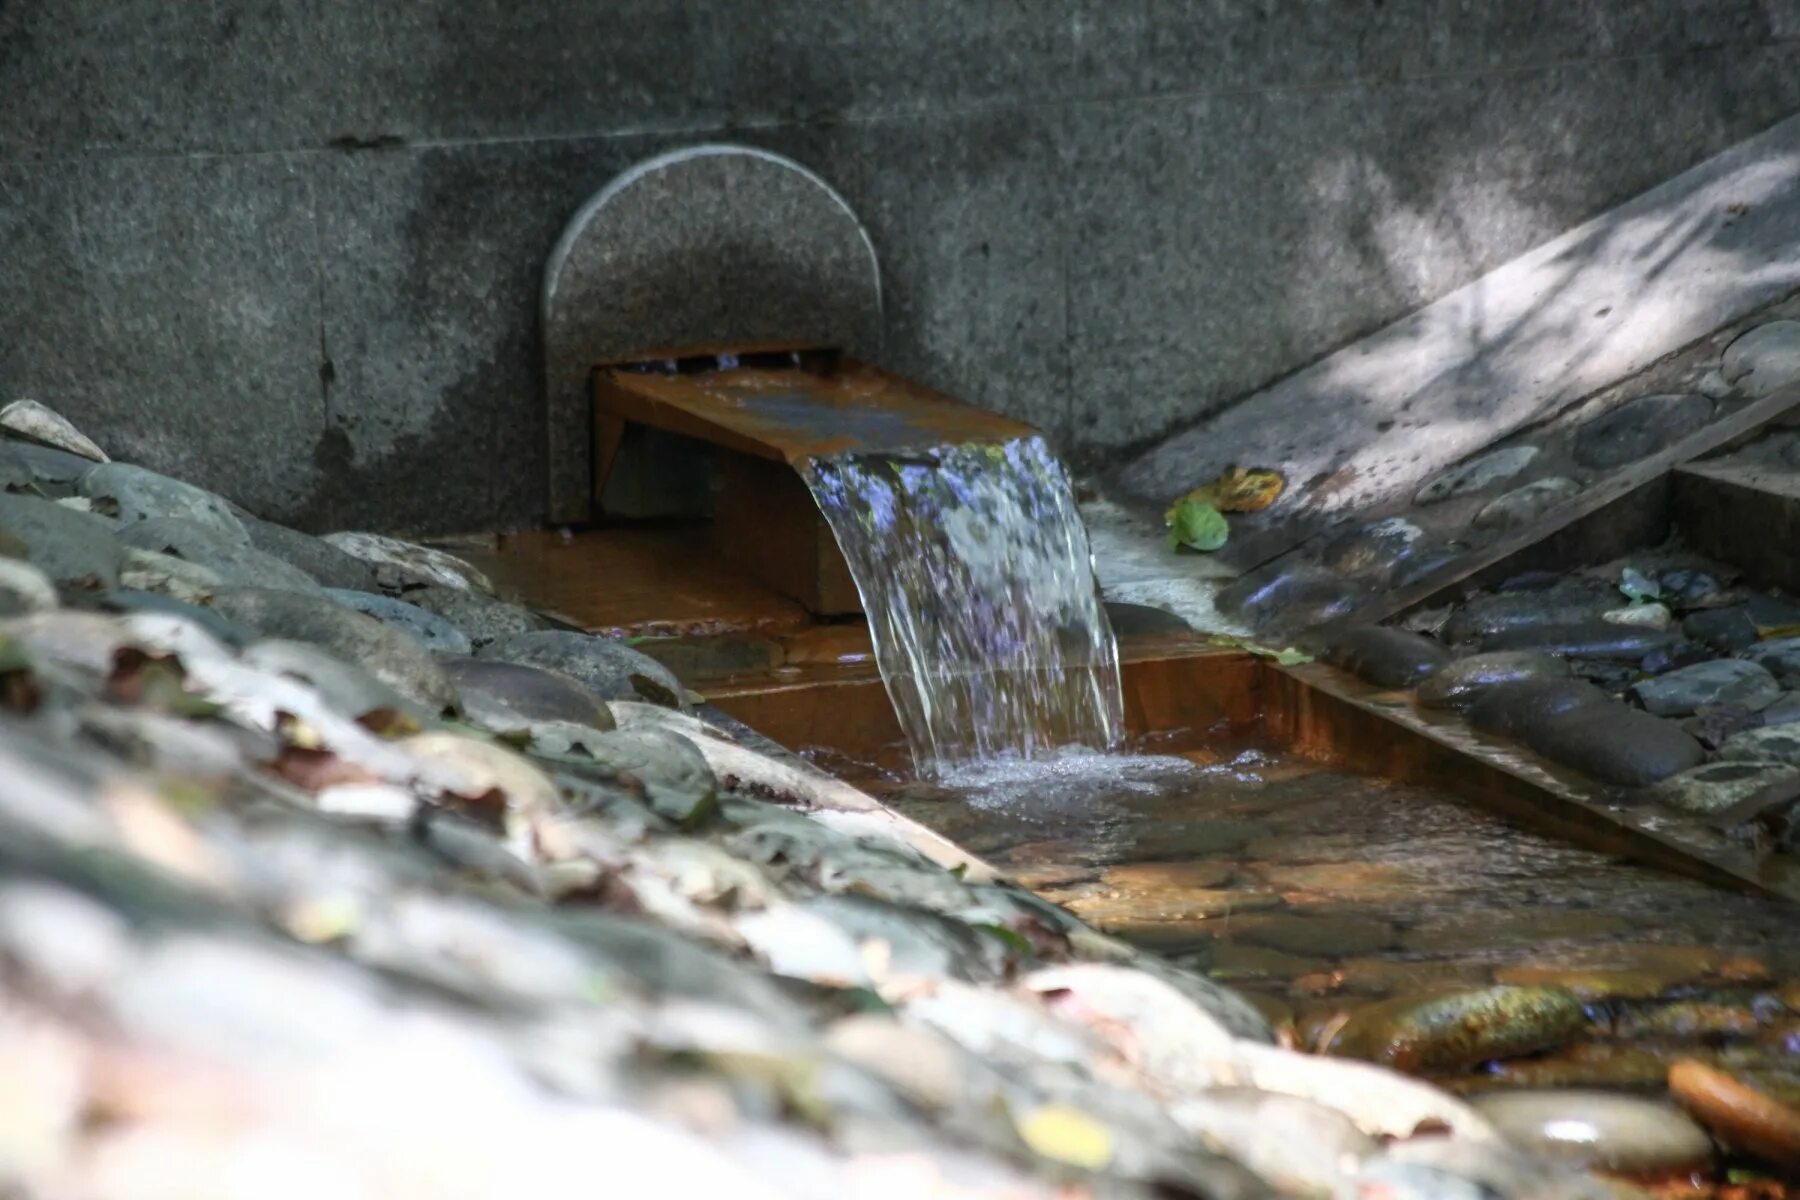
[0,399,1627,1200]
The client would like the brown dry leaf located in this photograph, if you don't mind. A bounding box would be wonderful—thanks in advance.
[1168,466,1285,518]
[269,745,381,792]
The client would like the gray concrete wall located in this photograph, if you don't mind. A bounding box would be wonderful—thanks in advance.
[4,1,1800,533]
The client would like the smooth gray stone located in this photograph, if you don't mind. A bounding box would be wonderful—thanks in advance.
[1473,477,1580,530]
[405,585,538,647]
[440,657,612,734]
[1572,393,1713,469]
[1480,620,1680,660]
[1316,626,1449,689]
[116,517,322,593]
[1652,760,1800,815]
[0,440,97,489]
[1682,606,1760,653]
[1316,518,1423,576]
[241,639,427,723]
[1216,561,1363,634]
[1747,637,1800,686]
[477,630,685,707]
[1415,446,1541,505]
[1763,692,1800,727]
[91,590,256,648]
[206,587,455,711]
[1442,584,1615,644]
[543,146,882,521]
[238,515,380,592]
[798,894,1001,983]
[0,493,121,588]
[1466,678,1614,740]
[322,589,472,657]
[79,463,247,541]
[1416,651,1570,710]
[1720,724,1800,768]
[1722,320,1800,398]
[1631,659,1782,717]
[531,726,713,828]
[1472,1090,1712,1174]
[1525,703,1705,787]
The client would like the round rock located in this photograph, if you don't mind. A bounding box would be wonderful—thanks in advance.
[238,515,379,592]
[1524,702,1705,787]
[477,630,685,707]
[1467,677,1615,739]
[1473,477,1579,531]
[1215,562,1363,635]
[1631,659,1781,717]
[1573,393,1713,469]
[1417,650,1570,710]
[1316,625,1449,689]
[322,532,493,593]
[78,463,246,540]
[1747,637,1800,687]
[1471,1091,1711,1174]
[206,587,455,710]
[1441,582,1616,645]
[1651,760,1800,815]
[323,589,473,656]
[1723,321,1800,399]
[1480,619,1679,661]
[404,585,538,647]
[1326,985,1586,1074]
[117,517,322,593]
[0,493,122,588]
[1721,724,1800,768]
[242,639,428,723]
[1415,445,1540,505]
[0,440,100,490]
[440,657,613,733]
[1683,606,1761,653]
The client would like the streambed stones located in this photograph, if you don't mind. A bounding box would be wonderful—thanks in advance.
[1632,659,1781,717]
[1471,1090,1712,1174]
[1573,393,1713,469]
[1415,445,1539,505]
[1441,583,1616,645]
[324,589,473,656]
[0,493,121,588]
[1723,724,1800,767]
[1652,760,1800,815]
[1466,679,1614,739]
[479,630,685,708]
[1748,637,1800,686]
[1325,985,1585,1073]
[1467,680,1702,785]
[1473,477,1579,531]
[1316,626,1448,688]
[79,463,245,540]
[441,658,613,733]
[1416,651,1568,710]
[1479,619,1679,660]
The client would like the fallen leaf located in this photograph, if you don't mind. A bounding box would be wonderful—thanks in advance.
[1756,623,1800,641]
[1167,466,1285,517]
[1165,498,1229,553]
[1016,1105,1114,1170]
[270,746,381,792]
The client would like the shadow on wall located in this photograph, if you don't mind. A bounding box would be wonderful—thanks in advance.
[1113,114,1800,548]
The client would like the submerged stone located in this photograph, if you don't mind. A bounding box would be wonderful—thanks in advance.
[1316,625,1448,689]
[1472,477,1580,531]
[1234,914,1396,958]
[1669,1059,1800,1170]
[1471,1090,1712,1174]
[1215,561,1363,634]
[479,630,685,708]
[1683,606,1761,653]
[1415,445,1540,505]
[1524,702,1705,786]
[1479,619,1680,660]
[323,588,473,656]
[440,657,613,733]
[1632,659,1781,717]
[1416,650,1569,710]
[1651,760,1800,815]
[206,586,456,710]
[1316,517,1422,576]
[1441,583,1616,645]
[1722,724,1800,767]
[1747,637,1800,687]
[1465,678,1614,739]
[1573,392,1713,469]
[1325,985,1586,1073]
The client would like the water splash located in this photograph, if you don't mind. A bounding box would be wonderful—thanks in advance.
[804,436,1123,776]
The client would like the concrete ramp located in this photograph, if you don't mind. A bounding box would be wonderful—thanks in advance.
[1116,112,1800,569]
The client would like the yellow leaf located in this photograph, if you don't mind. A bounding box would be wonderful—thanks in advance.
[1016,1105,1114,1170]
[1756,623,1800,640]
[1166,467,1284,522]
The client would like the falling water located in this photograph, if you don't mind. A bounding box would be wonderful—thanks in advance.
[803,436,1123,776]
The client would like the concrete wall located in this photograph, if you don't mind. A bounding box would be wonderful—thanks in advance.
[4,1,1800,533]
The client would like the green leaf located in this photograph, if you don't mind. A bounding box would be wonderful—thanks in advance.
[1165,498,1229,553]
[1619,566,1661,604]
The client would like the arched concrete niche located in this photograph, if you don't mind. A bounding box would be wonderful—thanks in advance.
[542,145,884,522]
